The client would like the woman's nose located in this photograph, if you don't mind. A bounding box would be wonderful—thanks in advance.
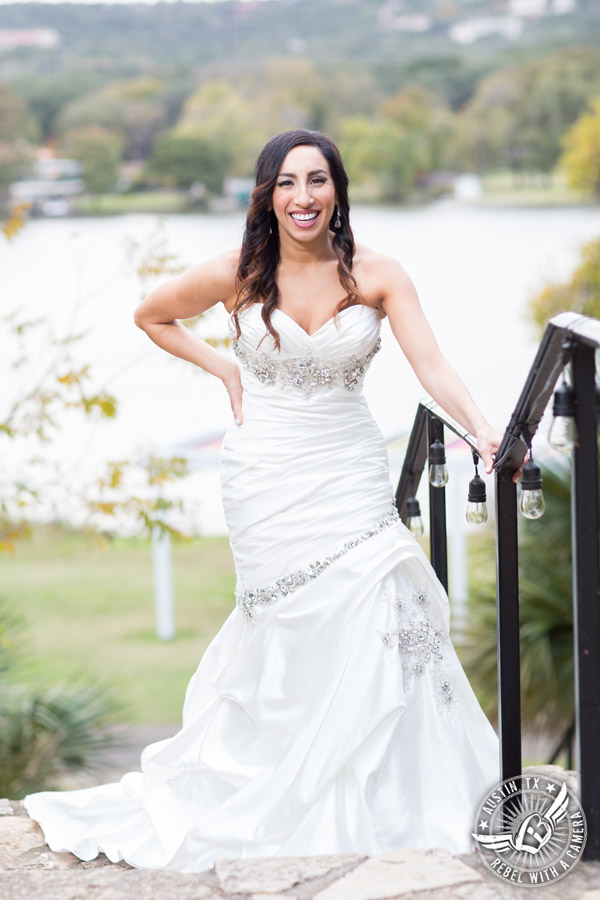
[295,182,313,206]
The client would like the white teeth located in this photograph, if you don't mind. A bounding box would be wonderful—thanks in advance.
[291,212,318,221]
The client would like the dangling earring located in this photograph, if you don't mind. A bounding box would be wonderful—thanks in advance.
[334,205,341,229]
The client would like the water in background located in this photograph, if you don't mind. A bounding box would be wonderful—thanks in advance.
[3,199,600,533]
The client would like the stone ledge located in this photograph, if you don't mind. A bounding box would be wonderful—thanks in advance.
[2,766,599,900]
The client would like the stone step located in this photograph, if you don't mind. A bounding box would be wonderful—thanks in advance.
[1,767,598,900]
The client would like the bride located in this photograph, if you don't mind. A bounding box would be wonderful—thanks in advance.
[23,129,518,872]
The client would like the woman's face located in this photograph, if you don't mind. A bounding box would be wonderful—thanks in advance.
[270,144,337,244]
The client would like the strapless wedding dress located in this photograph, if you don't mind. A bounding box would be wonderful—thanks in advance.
[23,301,500,872]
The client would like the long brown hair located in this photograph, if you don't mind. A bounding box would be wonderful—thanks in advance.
[232,129,363,351]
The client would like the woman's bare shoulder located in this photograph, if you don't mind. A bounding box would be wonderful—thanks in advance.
[353,243,413,310]
[353,243,409,277]
[203,246,241,286]
[184,247,241,310]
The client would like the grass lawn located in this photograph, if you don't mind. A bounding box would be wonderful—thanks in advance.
[479,170,594,206]
[0,524,236,725]
[72,191,194,215]
[1,523,566,767]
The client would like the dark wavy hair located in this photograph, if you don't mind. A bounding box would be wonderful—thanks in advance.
[232,129,363,351]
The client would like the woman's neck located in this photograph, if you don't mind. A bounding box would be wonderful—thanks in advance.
[278,232,337,267]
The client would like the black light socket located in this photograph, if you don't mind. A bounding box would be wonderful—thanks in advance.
[521,459,543,491]
[467,474,486,503]
[553,381,576,418]
[406,497,421,518]
[429,440,446,465]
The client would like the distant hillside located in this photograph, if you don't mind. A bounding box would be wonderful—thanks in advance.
[1,0,599,79]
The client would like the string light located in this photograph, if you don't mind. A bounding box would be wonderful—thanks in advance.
[466,451,488,526]
[428,439,448,487]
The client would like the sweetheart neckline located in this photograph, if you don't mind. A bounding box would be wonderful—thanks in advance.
[228,303,380,339]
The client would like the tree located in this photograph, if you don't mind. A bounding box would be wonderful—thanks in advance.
[528,233,600,332]
[339,115,423,202]
[0,82,37,192]
[147,128,227,192]
[559,96,600,197]
[56,78,171,160]
[175,80,262,177]
[60,125,123,194]
[1,212,198,552]
[459,47,600,175]
[339,86,452,201]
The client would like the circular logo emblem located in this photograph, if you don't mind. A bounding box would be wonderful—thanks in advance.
[472,773,587,886]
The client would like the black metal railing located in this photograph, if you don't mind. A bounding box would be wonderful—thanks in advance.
[395,311,600,861]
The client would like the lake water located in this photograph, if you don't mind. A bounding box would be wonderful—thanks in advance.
[3,199,600,534]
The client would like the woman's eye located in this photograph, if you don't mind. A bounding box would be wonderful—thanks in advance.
[311,177,327,184]
[277,180,293,187]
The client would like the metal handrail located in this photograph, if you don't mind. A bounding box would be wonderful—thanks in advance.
[394,312,600,860]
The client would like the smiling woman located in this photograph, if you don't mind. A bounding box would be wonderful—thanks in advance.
[232,133,366,352]
[23,128,507,873]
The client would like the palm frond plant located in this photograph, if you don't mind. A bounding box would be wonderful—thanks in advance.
[456,456,578,756]
[0,603,126,799]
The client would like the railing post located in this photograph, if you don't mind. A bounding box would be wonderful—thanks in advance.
[494,469,522,783]
[427,414,448,591]
[571,342,600,861]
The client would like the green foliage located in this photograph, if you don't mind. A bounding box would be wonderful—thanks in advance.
[175,79,266,178]
[339,86,453,200]
[459,47,600,173]
[0,83,30,141]
[0,602,124,799]
[148,128,227,192]
[56,77,171,160]
[2,9,600,200]
[559,95,600,197]
[458,457,575,736]
[0,682,124,799]
[0,82,36,189]
[60,125,123,194]
[528,234,600,333]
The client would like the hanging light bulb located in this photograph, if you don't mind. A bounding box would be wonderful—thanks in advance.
[428,439,448,487]
[406,496,424,537]
[548,379,577,452]
[520,458,545,519]
[466,455,488,526]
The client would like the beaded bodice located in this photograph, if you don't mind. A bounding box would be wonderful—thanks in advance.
[227,302,382,398]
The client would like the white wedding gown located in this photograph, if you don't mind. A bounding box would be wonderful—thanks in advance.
[24,301,500,872]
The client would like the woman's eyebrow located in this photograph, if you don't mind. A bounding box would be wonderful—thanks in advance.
[277,169,328,178]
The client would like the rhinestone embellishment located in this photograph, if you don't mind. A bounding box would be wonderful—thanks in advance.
[230,333,382,397]
[236,501,400,622]
[378,584,458,719]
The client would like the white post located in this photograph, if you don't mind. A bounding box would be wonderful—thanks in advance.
[152,525,175,641]
[448,450,469,635]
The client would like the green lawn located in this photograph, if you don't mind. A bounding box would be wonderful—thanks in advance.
[72,191,194,215]
[1,524,564,766]
[479,170,594,207]
[0,525,236,725]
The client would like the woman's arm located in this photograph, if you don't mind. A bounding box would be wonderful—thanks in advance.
[134,248,244,424]
[374,255,521,481]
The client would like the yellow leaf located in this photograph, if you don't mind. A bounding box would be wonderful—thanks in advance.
[2,203,31,242]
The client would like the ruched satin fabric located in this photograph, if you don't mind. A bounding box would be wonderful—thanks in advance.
[23,302,500,872]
